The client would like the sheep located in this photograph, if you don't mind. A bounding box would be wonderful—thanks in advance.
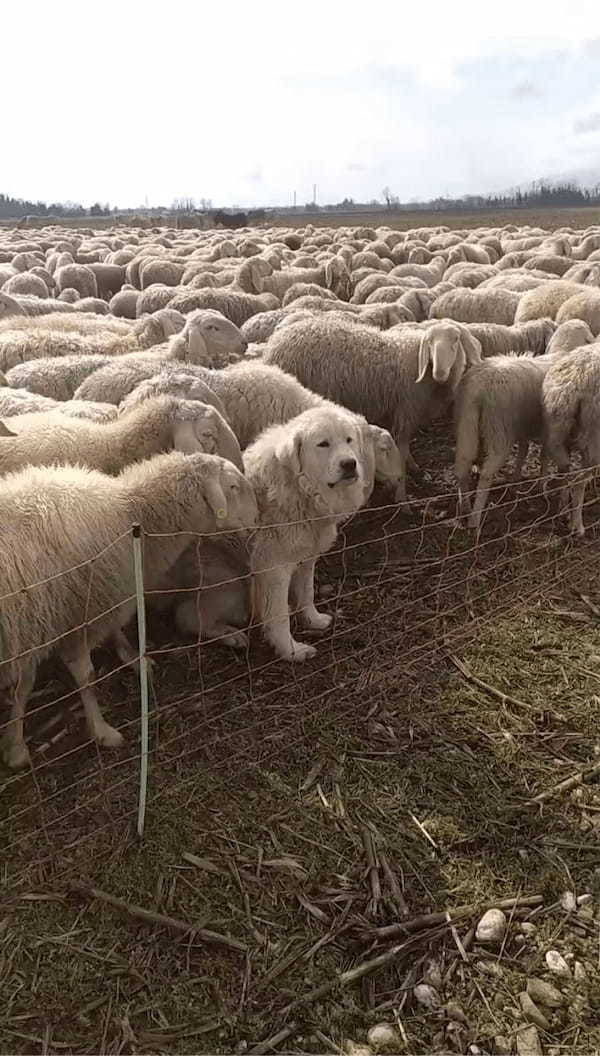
[75,358,210,405]
[135,284,178,316]
[55,263,98,299]
[75,297,110,315]
[7,295,76,316]
[430,288,521,325]
[119,372,229,421]
[2,272,50,298]
[454,353,556,530]
[542,345,600,535]
[546,319,595,355]
[478,271,554,292]
[554,289,600,336]
[263,316,482,500]
[169,287,279,327]
[281,283,339,306]
[110,289,140,317]
[0,395,243,476]
[134,308,186,346]
[562,261,600,285]
[388,257,446,287]
[241,256,351,302]
[0,329,139,372]
[0,309,132,337]
[0,452,257,768]
[466,319,555,357]
[0,292,26,320]
[170,542,251,649]
[58,289,80,303]
[0,392,117,422]
[514,281,586,322]
[87,262,126,299]
[6,354,114,400]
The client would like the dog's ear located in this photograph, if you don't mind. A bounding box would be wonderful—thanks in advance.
[275,429,302,474]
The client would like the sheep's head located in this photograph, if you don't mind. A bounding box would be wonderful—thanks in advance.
[188,454,257,533]
[171,400,244,470]
[416,323,482,387]
[177,309,247,367]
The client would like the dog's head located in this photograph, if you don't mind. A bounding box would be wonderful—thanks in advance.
[276,408,366,512]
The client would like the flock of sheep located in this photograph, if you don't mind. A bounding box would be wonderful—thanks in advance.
[1,218,600,771]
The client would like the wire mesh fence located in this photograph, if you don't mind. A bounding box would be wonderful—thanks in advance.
[2,468,600,890]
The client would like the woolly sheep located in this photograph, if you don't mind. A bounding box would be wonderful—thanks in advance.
[135,283,177,316]
[75,297,110,315]
[0,452,257,768]
[0,329,139,372]
[554,289,600,335]
[514,281,586,322]
[6,354,114,400]
[58,288,80,303]
[134,308,186,347]
[169,287,279,327]
[110,289,140,317]
[430,288,521,325]
[119,372,228,421]
[542,345,600,535]
[0,395,243,476]
[87,262,126,298]
[0,387,117,421]
[454,353,555,530]
[55,263,98,299]
[546,319,595,355]
[466,319,555,358]
[2,272,50,298]
[263,316,482,500]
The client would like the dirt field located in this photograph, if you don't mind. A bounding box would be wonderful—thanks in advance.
[2,410,600,1054]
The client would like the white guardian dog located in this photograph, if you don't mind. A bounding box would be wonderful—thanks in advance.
[244,405,372,661]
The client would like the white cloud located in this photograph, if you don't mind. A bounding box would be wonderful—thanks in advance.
[3,0,600,206]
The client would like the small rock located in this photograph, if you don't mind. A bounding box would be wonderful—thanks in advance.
[573,960,588,984]
[318,583,335,598]
[514,933,527,946]
[545,950,571,977]
[526,978,565,1008]
[445,1000,468,1025]
[423,956,443,990]
[520,922,537,937]
[366,1023,400,1052]
[577,892,593,905]
[469,1047,482,1055]
[476,908,507,944]
[476,959,504,977]
[494,1035,513,1055]
[577,903,594,920]
[518,992,550,1030]
[344,1043,373,1056]
[560,890,577,913]
[516,1024,543,1056]
[414,983,440,1009]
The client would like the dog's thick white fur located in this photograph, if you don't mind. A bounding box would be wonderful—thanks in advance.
[244,405,372,661]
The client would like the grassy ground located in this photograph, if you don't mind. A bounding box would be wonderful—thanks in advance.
[2,420,600,1054]
[2,205,600,232]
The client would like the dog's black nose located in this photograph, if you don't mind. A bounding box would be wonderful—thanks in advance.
[340,457,357,474]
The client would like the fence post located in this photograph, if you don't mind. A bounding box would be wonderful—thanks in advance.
[132,524,150,838]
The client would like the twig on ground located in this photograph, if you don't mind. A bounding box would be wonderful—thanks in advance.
[249,1021,297,1054]
[369,894,543,941]
[527,759,600,804]
[379,851,410,918]
[361,824,382,917]
[67,880,247,953]
[578,593,600,619]
[448,654,535,712]
[408,813,438,850]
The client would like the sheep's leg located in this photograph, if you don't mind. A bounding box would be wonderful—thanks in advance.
[406,448,421,475]
[454,455,474,517]
[392,444,408,504]
[290,559,332,632]
[1,665,35,770]
[111,629,155,673]
[511,441,529,481]
[570,453,599,537]
[469,450,509,531]
[253,565,316,662]
[62,649,124,749]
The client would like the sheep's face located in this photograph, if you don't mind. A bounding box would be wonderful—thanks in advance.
[173,403,244,471]
[186,310,247,365]
[369,425,403,486]
[211,459,258,534]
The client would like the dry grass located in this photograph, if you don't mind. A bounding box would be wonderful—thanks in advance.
[2,416,600,1054]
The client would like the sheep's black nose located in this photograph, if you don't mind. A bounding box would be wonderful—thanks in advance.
[340,457,357,475]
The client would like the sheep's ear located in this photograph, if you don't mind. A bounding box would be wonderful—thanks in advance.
[201,464,228,520]
[0,420,16,436]
[250,260,264,293]
[416,332,431,382]
[185,326,208,363]
[275,429,302,473]
[459,330,482,366]
[368,424,392,452]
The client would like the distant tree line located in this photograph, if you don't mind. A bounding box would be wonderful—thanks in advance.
[0,194,112,219]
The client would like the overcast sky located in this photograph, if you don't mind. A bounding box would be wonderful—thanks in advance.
[4,0,600,208]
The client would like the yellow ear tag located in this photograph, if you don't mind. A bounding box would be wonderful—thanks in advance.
[216,508,227,519]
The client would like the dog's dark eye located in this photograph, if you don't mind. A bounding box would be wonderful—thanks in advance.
[346,437,352,443]
[317,440,330,448]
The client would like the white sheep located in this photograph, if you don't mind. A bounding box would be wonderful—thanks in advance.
[55,263,98,299]
[0,388,117,421]
[542,344,600,535]
[263,316,482,500]
[430,287,521,325]
[6,354,114,399]
[514,280,586,322]
[119,372,229,421]
[169,287,280,327]
[0,395,243,476]
[546,320,595,355]
[554,289,600,336]
[0,452,257,768]
[466,319,555,357]
[454,353,556,530]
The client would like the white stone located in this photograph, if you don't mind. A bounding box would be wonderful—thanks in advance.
[476,908,507,944]
[413,983,440,1009]
[366,1024,400,1052]
[516,1024,543,1056]
[526,977,565,1008]
[545,950,571,977]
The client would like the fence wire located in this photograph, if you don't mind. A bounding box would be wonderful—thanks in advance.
[2,469,600,888]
